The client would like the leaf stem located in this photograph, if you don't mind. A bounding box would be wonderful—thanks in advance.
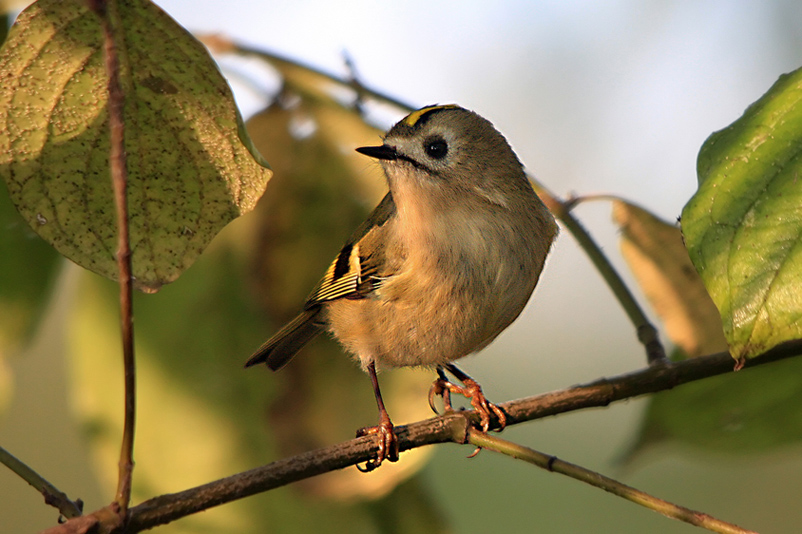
[90,0,136,516]
[0,445,82,519]
[468,431,758,534]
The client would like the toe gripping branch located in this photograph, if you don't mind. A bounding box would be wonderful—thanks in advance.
[358,362,507,472]
[429,364,507,435]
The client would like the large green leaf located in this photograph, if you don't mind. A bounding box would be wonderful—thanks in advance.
[0,0,271,292]
[682,67,802,361]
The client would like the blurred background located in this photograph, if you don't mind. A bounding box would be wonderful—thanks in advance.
[3,1,802,532]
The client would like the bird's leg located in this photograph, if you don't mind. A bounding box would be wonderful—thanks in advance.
[429,363,507,433]
[356,361,399,472]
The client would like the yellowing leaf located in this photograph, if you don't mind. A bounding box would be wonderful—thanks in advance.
[0,0,271,292]
[0,1,32,13]
[613,200,728,357]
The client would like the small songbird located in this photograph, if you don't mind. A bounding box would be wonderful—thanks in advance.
[246,104,557,470]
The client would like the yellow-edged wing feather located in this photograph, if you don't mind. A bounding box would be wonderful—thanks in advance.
[246,193,396,370]
[305,192,395,307]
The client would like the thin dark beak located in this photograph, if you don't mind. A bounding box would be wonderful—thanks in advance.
[356,145,398,160]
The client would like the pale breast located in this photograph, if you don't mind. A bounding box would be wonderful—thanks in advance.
[324,206,544,370]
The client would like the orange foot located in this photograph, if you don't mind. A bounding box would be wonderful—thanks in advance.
[356,416,399,472]
[429,368,507,433]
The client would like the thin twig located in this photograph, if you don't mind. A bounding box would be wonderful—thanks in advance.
[89,0,136,516]
[0,445,82,519]
[530,178,667,364]
[469,431,758,534]
[198,35,415,113]
[342,50,366,113]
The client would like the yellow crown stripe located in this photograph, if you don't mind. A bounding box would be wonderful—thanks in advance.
[402,104,459,127]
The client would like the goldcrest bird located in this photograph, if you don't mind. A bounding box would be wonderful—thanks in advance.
[246,104,557,470]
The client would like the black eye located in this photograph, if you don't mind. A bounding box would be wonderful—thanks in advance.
[424,137,448,159]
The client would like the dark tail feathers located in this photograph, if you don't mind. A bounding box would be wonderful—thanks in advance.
[244,308,323,370]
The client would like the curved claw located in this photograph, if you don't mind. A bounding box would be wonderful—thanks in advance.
[356,418,399,472]
[429,366,505,460]
[428,377,454,415]
[429,373,506,432]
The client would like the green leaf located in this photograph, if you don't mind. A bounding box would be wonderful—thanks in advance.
[629,353,802,456]
[681,67,802,361]
[0,182,60,356]
[0,0,271,293]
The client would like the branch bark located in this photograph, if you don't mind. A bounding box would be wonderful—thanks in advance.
[54,341,793,533]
